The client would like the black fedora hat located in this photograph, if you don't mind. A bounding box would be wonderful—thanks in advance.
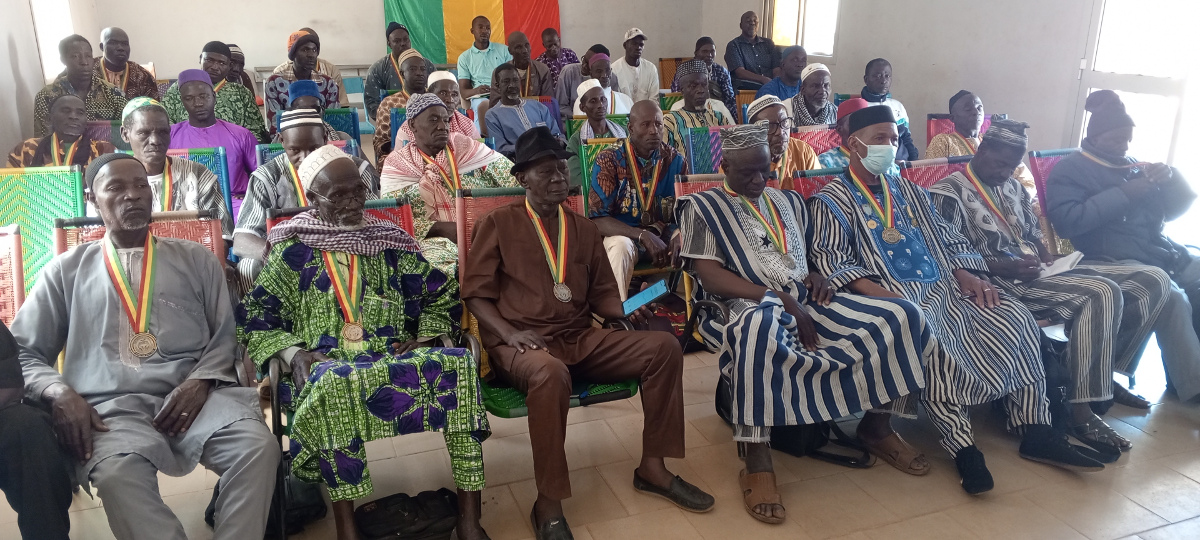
[510,126,573,174]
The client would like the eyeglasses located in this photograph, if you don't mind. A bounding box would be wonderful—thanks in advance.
[309,188,368,208]
[767,118,792,135]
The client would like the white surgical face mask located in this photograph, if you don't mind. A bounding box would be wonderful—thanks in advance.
[852,136,897,175]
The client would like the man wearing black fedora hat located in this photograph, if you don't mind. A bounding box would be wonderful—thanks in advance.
[463,127,714,540]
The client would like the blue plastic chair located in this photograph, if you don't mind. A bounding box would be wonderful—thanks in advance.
[323,108,361,143]
[389,108,408,148]
[342,76,365,96]
[255,140,359,169]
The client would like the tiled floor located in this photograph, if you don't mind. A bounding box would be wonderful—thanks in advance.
[3,347,1198,540]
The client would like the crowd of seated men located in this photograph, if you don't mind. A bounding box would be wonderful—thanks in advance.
[1,8,1196,540]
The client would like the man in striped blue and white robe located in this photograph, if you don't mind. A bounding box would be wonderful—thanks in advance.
[807,106,1104,495]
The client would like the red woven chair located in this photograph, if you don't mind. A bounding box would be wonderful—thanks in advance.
[1029,148,1080,255]
[794,167,845,198]
[925,114,1001,147]
[791,124,842,155]
[898,155,972,188]
[673,173,780,198]
[0,226,23,327]
[53,210,225,259]
[265,198,415,236]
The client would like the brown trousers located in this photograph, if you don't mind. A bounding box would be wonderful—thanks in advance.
[489,329,685,500]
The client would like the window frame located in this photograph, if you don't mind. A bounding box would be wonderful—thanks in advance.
[764,0,841,61]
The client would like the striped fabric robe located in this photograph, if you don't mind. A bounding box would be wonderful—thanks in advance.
[808,174,1046,406]
[678,187,929,428]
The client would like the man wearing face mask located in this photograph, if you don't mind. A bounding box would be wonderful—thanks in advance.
[809,106,1106,496]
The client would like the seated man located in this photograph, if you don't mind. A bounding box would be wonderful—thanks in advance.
[0,323,72,540]
[859,58,919,160]
[272,27,348,107]
[8,94,115,168]
[272,80,350,144]
[671,37,737,121]
[168,69,260,220]
[122,97,233,237]
[786,63,835,127]
[234,109,380,285]
[12,153,278,538]
[372,49,430,167]
[663,60,734,161]
[381,94,517,275]
[1046,93,1200,403]
[926,90,1036,190]
[265,31,341,138]
[163,41,268,142]
[365,22,437,123]
[566,83,627,188]
[462,127,714,539]
[504,31,553,98]
[225,44,260,100]
[96,27,159,100]
[744,95,818,188]
[535,28,580,92]
[931,118,1172,452]
[34,35,127,137]
[679,122,928,524]
[456,16,512,101]
[239,145,489,540]
[808,106,1104,495]
[816,97,900,175]
[725,11,779,92]
[485,63,564,158]
[570,55,633,116]
[387,72,481,163]
[753,46,806,101]
[590,100,687,300]
[556,45,623,120]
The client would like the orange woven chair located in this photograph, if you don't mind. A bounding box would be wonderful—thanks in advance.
[1029,148,1080,256]
[0,226,23,327]
[791,124,842,155]
[658,58,690,90]
[897,155,972,188]
[53,210,225,259]
[736,90,757,117]
[265,198,415,236]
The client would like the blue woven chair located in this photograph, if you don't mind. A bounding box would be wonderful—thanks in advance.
[324,107,361,143]
[255,139,359,169]
[0,166,85,292]
[165,148,233,218]
[684,126,723,174]
[389,108,408,148]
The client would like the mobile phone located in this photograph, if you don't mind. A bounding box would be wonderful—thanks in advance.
[623,280,671,317]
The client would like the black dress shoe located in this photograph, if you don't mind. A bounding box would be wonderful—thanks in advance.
[530,509,574,540]
[1019,424,1105,472]
[633,471,716,513]
[953,445,994,495]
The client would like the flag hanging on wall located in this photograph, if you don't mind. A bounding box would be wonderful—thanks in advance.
[384,0,561,65]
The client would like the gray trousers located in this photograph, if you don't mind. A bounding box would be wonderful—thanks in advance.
[1152,284,1200,401]
[89,418,279,540]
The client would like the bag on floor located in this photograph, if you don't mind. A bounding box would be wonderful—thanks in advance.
[354,488,459,540]
[205,457,327,538]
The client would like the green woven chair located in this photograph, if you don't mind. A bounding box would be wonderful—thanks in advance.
[0,166,85,292]
[565,114,630,142]
[579,137,620,216]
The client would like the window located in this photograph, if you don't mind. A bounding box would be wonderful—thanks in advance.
[768,0,840,56]
[30,0,75,83]
[1093,0,1189,79]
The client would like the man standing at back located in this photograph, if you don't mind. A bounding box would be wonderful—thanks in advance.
[457,16,512,101]
[724,11,779,92]
[96,27,159,100]
[611,28,659,103]
[364,22,437,123]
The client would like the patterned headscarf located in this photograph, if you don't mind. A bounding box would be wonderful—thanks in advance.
[396,48,424,67]
[720,121,769,151]
[981,118,1031,149]
[227,44,245,61]
[297,144,352,191]
[406,93,448,121]
[287,30,319,60]
[267,210,420,255]
[675,59,708,80]
[121,96,165,122]
[745,95,784,123]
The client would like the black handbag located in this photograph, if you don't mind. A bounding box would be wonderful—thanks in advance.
[354,488,459,540]
[205,456,327,538]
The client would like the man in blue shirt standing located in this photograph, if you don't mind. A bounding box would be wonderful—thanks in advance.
[724,11,781,91]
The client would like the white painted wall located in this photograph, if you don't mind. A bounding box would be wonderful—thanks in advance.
[0,0,49,153]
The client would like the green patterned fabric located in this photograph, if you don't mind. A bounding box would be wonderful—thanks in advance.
[163,82,269,143]
[237,237,488,500]
[0,166,85,292]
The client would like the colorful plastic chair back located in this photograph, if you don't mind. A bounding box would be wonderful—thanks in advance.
[324,107,361,142]
[53,210,225,259]
[389,108,408,147]
[925,113,1003,146]
[1029,148,1080,255]
[897,155,972,188]
[659,92,683,111]
[658,58,690,90]
[0,225,23,327]
[0,166,84,292]
[794,167,846,198]
[791,124,842,155]
[581,138,620,215]
[165,148,233,221]
[736,90,756,115]
[156,79,174,99]
[684,126,723,174]
[533,96,564,133]
[255,140,356,169]
[565,114,630,142]
[673,173,780,197]
[84,120,129,151]
[833,93,859,106]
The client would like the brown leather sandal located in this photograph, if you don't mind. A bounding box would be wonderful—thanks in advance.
[861,432,931,476]
[739,469,786,524]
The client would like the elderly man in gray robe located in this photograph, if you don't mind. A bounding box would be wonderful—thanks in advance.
[10,152,279,540]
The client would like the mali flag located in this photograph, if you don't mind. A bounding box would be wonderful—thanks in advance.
[384,0,562,65]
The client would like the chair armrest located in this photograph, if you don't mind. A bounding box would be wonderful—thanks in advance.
[603,318,635,331]
[693,300,730,326]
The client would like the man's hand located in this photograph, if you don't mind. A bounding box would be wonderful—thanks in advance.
[626,305,654,327]
[778,291,820,351]
[290,350,335,393]
[987,256,1041,282]
[954,269,1000,308]
[153,379,214,437]
[505,331,548,354]
[640,231,669,267]
[803,272,835,306]
[1145,163,1172,183]
[1121,175,1157,200]
[391,340,429,356]
[49,387,108,461]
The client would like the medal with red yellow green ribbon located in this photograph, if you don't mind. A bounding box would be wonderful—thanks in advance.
[954,133,978,153]
[389,55,409,100]
[525,199,572,302]
[723,180,796,269]
[287,158,308,206]
[51,133,79,166]
[623,138,664,226]
[102,234,159,358]
[418,146,461,194]
[847,166,902,244]
[321,251,365,344]
[964,164,1034,255]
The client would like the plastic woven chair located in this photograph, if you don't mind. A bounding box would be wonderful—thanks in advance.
[0,166,85,292]
[0,225,24,327]
[658,58,689,91]
[565,114,630,142]
[84,120,129,151]
[265,198,415,236]
[736,90,756,114]
[324,107,361,143]
[673,173,780,197]
[53,210,225,260]
[156,79,174,99]
[453,186,634,418]
[685,126,723,174]
[342,76,365,95]
[1029,148,1079,256]
[833,93,859,106]
[580,138,620,216]
[388,107,408,148]
[925,113,1002,146]
[898,155,972,188]
[255,139,356,169]
[791,124,842,155]
[659,92,683,111]
[165,148,233,221]
[534,96,564,133]
[794,167,845,198]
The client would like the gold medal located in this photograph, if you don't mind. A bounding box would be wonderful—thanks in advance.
[783,253,798,269]
[881,227,903,244]
[129,332,158,358]
[553,283,573,302]
[341,322,364,342]
[640,210,653,227]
